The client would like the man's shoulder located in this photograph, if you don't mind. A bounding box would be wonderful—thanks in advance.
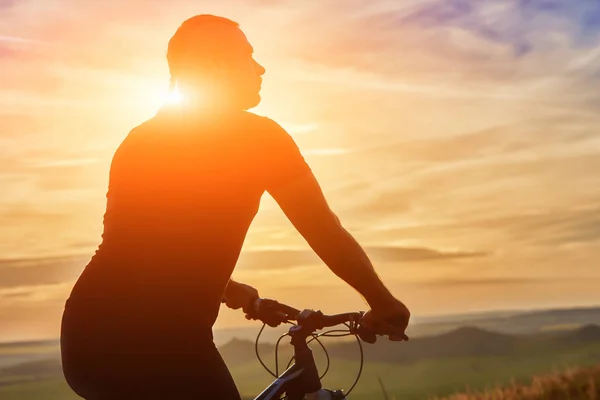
[131,109,277,133]
[121,110,285,145]
[241,111,280,128]
[110,115,166,163]
[240,112,288,139]
[130,111,171,136]
[120,110,176,148]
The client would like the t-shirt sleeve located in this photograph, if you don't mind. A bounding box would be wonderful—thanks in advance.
[257,118,312,192]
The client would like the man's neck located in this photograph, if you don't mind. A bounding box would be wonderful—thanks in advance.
[158,100,242,133]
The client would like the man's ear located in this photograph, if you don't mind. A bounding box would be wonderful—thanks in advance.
[204,57,230,81]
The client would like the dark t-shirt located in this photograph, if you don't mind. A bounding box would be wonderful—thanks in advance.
[68,107,311,333]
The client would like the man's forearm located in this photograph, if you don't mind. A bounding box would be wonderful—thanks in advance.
[308,226,395,309]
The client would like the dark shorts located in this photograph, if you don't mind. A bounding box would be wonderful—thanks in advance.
[60,299,241,399]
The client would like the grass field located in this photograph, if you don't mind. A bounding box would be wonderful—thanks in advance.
[1,342,599,400]
[229,341,600,399]
[434,364,600,400]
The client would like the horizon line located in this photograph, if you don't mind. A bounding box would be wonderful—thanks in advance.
[1,303,599,346]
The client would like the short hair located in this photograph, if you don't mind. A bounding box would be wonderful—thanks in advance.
[166,15,240,87]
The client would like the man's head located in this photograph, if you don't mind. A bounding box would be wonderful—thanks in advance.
[167,15,265,111]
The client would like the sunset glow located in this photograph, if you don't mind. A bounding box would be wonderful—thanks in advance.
[1,0,600,342]
[163,85,183,105]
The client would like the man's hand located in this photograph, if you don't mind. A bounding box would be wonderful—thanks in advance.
[362,297,410,341]
[223,280,259,311]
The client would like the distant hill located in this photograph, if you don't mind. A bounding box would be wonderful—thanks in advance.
[2,306,597,347]
[219,338,274,367]
[1,357,62,377]
[2,324,600,381]
[327,326,518,363]
[221,323,600,367]
[211,305,600,344]
[406,306,600,337]
[563,324,600,343]
[1,305,599,375]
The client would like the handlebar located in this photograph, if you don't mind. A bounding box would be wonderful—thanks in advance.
[243,298,378,343]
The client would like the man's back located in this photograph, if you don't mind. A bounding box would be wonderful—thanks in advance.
[69,107,311,327]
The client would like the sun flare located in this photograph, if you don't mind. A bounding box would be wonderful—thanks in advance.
[163,86,183,105]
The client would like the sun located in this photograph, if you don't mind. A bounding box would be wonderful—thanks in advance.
[163,85,183,105]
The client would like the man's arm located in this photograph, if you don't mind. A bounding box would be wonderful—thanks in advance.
[258,117,409,339]
[268,171,403,313]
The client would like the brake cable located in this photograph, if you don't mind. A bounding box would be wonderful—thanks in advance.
[255,323,277,377]
[254,318,365,397]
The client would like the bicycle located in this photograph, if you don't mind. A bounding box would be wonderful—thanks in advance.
[239,298,389,400]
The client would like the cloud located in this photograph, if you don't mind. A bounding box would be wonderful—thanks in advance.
[0,244,485,292]
[0,282,72,304]
[0,206,70,227]
[369,246,488,261]
[1,0,600,339]
[419,277,560,288]
[471,207,600,247]
[28,160,104,191]
[0,290,32,299]
[0,201,104,259]
[363,114,600,165]
[236,245,487,270]
[0,0,17,11]
[399,1,600,56]
[263,0,600,110]
[304,148,350,156]
[0,113,41,138]
[0,255,88,289]
[566,44,600,72]
[365,205,600,255]
[0,282,71,341]
[0,34,45,44]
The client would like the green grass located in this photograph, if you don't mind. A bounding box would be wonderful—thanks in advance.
[227,342,600,400]
[1,342,600,400]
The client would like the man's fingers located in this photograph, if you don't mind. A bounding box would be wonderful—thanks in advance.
[374,321,409,341]
[226,301,242,310]
[389,333,409,341]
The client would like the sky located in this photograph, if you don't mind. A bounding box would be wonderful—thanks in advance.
[1,0,600,342]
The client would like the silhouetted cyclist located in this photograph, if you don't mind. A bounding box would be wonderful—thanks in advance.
[60,14,410,400]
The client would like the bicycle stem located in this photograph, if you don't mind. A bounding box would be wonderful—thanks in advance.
[286,325,323,399]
